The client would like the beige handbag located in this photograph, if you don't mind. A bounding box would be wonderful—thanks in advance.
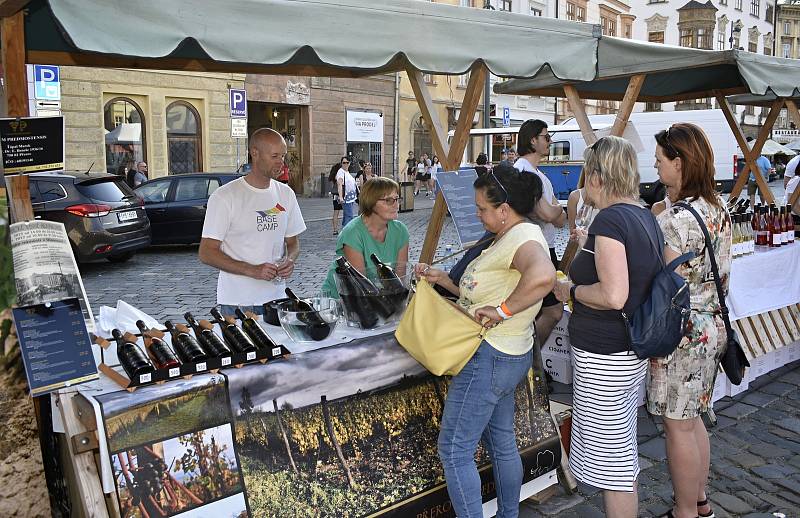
[395,279,487,376]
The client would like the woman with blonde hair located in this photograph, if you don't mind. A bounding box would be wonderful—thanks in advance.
[649,123,732,518]
[554,136,663,518]
[322,177,409,297]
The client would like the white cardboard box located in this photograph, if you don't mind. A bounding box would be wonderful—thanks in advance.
[541,351,573,384]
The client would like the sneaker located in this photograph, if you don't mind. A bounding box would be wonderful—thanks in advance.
[414,191,419,197]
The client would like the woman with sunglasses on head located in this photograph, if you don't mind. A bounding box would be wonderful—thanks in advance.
[336,156,359,228]
[649,123,732,518]
[415,164,556,518]
[553,136,663,518]
[321,177,409,297]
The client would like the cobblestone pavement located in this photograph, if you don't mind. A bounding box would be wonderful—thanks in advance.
[80,188,800,518]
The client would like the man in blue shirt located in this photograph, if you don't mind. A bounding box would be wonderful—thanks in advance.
[748,154,772,206]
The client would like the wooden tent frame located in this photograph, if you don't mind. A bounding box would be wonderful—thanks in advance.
[0,3,496,515]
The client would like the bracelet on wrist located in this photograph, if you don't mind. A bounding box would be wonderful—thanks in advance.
[500,301,513,317]
[496,304,512,320]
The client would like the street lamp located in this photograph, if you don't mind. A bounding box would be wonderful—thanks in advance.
[729,21,742,49]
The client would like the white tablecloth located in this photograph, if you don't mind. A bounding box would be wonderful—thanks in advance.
[727,242,800,321]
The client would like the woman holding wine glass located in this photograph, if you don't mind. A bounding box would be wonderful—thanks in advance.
[566,186,598,247]
[321,177,409,298]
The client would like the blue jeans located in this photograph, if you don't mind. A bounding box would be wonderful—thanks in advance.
[342,201,356,227]
[217,304,265,318]
[438,341,533,518]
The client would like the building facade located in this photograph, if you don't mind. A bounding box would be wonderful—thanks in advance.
[245,74,395,195]
[45,67,244,181]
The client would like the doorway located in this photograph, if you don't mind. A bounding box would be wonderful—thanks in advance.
[248,102,304,193]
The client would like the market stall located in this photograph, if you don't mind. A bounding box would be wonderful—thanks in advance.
[493,35,800,395]
[2,1,608,516]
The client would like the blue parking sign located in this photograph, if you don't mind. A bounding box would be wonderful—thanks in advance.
[229,88,247,118]
[33,65,60,101]
[502,106,510,128]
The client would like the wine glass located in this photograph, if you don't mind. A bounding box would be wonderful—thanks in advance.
[575,204,590,232]
[272,242,288,283]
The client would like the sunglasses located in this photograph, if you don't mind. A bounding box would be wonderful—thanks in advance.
[663,127,681,157]
[489,170,509,205]
[342,161,350,165]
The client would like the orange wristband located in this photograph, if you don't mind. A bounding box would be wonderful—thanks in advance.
[500,301,513,317]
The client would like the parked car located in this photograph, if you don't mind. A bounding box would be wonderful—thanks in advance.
[134,173,243,245]
[28,171,151,263]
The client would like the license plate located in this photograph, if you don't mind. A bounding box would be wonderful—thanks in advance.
[117,210,138,222]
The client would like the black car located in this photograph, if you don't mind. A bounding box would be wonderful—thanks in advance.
[29,171,151,263]
[134,173,243,245]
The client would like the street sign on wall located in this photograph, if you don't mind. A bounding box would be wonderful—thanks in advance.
[229,88,247,118]
[33,65,60,101]
[502,106,510,128]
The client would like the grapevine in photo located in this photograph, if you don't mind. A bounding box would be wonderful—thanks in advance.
[226,338,557,516]
[111,424,244,518]
[97,374,230,452]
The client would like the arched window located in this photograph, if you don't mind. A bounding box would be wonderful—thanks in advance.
[411,115,432,160]
[166,101,202,174]
[103,97,146,177]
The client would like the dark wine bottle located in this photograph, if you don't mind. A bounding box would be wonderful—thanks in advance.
[335,257,379,328]
[136,320,180,370]
[164,320,207,363]
[285,288,331,340]
[369,253,409,313]
[184,312,230,357]
[234,308,279,351]
[112,329,155,379]
[210,308,258,354]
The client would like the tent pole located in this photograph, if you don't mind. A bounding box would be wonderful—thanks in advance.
[715,93,780,205]
[412,64,486,263]
[1,11,34,222]
[785,100,800,133]
[563,85,597,152]
[610,74,646,138]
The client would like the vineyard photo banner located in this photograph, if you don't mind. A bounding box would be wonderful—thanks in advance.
[224,333,562,517]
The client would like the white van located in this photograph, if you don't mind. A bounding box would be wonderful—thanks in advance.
[452,109,740,204]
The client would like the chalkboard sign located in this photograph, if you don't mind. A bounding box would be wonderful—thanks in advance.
[12,298,98,396]
[435,169,485,247]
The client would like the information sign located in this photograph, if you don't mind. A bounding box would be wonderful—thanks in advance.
[0,116,64,174]
[12,299,98,396]
[435,169,486,247]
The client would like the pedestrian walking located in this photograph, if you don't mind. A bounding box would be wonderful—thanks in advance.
[429,155,442,195]
[415,164,555,518]
[328,163,343,235]
[554,136,662,518]
[336,156,358,228]
[649,123,732,518]
[406,151,417,183]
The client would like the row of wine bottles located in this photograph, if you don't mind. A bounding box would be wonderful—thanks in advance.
[334,254,409,329]
[112,308,282,380]
[728,199,795,257]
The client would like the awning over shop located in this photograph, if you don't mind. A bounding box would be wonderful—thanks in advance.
[25,0,600,80]
[494,36,800,101]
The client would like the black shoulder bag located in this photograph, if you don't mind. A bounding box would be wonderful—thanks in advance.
[675,202,749,385]
[624,208,694,359]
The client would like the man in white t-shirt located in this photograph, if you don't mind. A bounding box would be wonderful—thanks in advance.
[515,119,567,345]
[784,154,799,189]
[199,128,306,315]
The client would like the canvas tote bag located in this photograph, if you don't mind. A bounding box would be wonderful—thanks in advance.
[395,279,486,376]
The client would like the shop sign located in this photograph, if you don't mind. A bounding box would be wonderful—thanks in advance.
[231,118,248,139]
[229,88,247,118]
[346,110,383,143]
[0,116,65,174]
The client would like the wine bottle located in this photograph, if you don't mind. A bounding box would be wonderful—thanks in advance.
[339,256,395,319]
[164,320,207,363]
[112,328,155,379]
[771,206,782,248]
[335,258,379,329]
[136,320,180,370]
[757,207,769,246]
[234,308,279,352]
[184,312,230,357]
[787,205,796,244]
[369,253,410,313]
[209,308,258,354]
[284,288,331,340]
[731,214,741,258]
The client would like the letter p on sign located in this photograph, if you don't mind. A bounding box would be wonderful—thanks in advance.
[229,88,247,118]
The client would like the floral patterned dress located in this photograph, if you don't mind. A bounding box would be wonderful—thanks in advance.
[647,195,732,419]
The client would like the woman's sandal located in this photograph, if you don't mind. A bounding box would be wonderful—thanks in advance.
[661,511,701,518]
[697,499,715,518]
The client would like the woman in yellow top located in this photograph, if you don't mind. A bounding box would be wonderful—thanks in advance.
[415,164,556,518]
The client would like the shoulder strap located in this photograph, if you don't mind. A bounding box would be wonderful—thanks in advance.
[673,202,734,336]
[623,205,665,263]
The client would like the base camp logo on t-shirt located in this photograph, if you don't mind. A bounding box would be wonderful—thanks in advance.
[255,204,285,231]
